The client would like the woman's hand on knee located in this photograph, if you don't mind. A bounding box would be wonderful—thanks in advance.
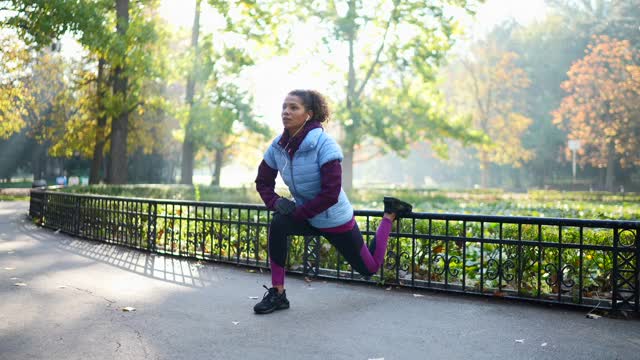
[275,198,296,215]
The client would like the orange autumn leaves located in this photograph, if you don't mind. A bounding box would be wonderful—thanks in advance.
[553,35,640,169]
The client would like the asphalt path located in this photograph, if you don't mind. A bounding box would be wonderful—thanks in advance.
[1,201,639,360]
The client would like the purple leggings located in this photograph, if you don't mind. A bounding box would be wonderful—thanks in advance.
[268,213,393,286]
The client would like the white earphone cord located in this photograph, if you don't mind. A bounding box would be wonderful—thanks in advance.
[282,115,311,172]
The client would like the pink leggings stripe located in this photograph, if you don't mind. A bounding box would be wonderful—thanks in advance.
[359,217,392,274]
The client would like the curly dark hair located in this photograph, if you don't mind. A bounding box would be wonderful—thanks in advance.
[288,89,330,123]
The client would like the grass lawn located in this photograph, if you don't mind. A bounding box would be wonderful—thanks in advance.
[0,181,33,189]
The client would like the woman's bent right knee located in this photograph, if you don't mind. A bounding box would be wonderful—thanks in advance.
[270,212,291,229]
[268,214,291,267]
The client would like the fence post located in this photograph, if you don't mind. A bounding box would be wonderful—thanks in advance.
[42,192,47,225]
[613,227,620,313]
[635,227,639,314]
[147,202,157,252]
[611,226,639,315]
[75,196,81,236]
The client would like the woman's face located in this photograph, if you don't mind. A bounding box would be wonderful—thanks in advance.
[282,95,312,135]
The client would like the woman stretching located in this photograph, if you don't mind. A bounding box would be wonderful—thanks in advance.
[253,89,412,314]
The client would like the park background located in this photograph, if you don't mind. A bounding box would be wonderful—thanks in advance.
[0,0,639,220]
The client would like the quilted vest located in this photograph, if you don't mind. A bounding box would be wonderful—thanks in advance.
[263,128,353,228]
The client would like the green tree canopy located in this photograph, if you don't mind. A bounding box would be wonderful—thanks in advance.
[0,33,31,139]
[296,0,485,191]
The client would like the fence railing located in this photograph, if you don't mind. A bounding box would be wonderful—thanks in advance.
[29,190,639,314]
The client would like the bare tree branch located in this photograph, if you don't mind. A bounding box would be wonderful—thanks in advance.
[73,77,97,89]
[461,58,488,124]
[127,101,144,115]
[354,1,399,101]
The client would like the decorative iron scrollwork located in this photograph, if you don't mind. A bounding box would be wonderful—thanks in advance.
[303,236,320,276]
[385,250,411,272]
[619,229,636,247]
[432,254,447,276]
[544,263,558,287]
[614,229,637,311]
[432,254,462,277]
[544,263,576,289]
[448,255,462,277]
[486,258,515,282]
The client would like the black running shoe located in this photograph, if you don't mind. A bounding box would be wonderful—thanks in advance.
[253,285,290,314]
[383,197,413,218]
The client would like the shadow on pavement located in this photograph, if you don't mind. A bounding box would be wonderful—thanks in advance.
[14,211,213,288]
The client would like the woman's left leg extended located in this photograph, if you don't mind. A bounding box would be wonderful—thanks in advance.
[323,218,393,276]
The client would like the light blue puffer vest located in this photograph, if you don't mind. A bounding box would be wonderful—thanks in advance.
[263,128,353,228]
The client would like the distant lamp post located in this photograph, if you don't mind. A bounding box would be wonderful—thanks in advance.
[568,139,581,183]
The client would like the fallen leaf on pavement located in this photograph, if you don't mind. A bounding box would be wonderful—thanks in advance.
[515,339,525,343]
[14,283,27,287]
[586,313,601,319]
[413,294,424,297]
[232,321,239,325]
[55,229,61,234]
[122,307,136,312]
[385,287,392,291]
[541,343,547,347]
[304,277,312,283]
[246,269,256,273]
[248,296,259,300]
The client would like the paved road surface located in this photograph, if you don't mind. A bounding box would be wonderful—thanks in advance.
[1,201,639,360]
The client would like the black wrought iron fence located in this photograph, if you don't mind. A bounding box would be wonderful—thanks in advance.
[29,190,639,314]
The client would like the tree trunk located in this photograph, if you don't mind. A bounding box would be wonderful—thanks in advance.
[90,57,107,185]
[598,167,606,191]
[343,147,354,193]
[167,154,176,183]
[104,153,110,183]
[605,140,616,192]
[211,148,223,187]
[31,141,46,181]
[180,0,201,185]
[181,140,194,184]
[108,0,129,184]
[512,167,522,191]
[342,0,357,194]
[480,153,489,188]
